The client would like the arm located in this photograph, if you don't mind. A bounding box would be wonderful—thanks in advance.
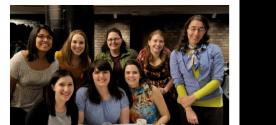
[169,50,184,88]
[180,80,221,108]
[193,80,221,100]
[184,107,199,125]
[180,45,224,107]
[10,52,21,100]
[78,111,84,124]
[119,90,130,123]
[162,49,173,94]
[75,88,87,124]
[179,81,220,125]
[169,51,199,124]
[170,50,188,104]
[211,44,225,82]
[176,84,187,104]
[10,76,17,100]
[152,86,170,125]
[130,110,142,123]
[120,106,130,124]
[176,85,199,124]
[162,79,174,95]
[136,49,145,69]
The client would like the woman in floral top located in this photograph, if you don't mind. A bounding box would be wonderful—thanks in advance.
[124,59,170,125]
[136,29,181,125]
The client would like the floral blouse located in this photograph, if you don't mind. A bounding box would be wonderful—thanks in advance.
[137,48,171,88]
[131,83,159,124]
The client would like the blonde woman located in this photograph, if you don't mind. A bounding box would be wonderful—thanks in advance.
[55,30,91,90]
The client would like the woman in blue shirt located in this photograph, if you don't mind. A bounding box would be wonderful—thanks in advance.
[170,15,224,125]
[76,59,129,125]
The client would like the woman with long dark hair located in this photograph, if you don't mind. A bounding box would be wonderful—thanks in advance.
[124,59,170,125]
[10,24,59,125]
[25,69,78,125]
[95,28,137,103]
[170,15,224,125]
[76,59,129,125]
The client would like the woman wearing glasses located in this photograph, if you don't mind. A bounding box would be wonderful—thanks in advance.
[10,24,59,125]
[170,15,224,125]
[96,27,137,103]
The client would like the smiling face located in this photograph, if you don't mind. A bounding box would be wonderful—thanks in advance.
[148,33,165,54]
[124,64,140,88]
[71,34,85,56]
[187,20,206,46]
[52,75,74,103]
[107,32,122,52]
[92,68,111,87]
[35,28,53,52]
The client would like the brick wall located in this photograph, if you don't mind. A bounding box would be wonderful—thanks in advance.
[162,18,229,62]
[94,19,130,58]
[209,22,229,62]
[93,15,229,62]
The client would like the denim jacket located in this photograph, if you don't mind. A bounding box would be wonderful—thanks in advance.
[170,43,224,101]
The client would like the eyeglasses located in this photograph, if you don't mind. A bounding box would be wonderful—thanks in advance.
[36,34,53,40]
[188,27,206,33]
[107,37,121,42]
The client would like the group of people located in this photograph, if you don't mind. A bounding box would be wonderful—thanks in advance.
[10,15,225,125]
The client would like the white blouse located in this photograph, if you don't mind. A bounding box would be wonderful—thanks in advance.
[10,51,59,112]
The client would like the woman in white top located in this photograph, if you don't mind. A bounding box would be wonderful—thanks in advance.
[10,24,59,125]
[25,69,78,125]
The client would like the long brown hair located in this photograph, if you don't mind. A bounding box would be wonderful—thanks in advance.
[46,69,76,116]
[87,59,123,104]
[60,30,90,70]
[144,29,169,68]
[176,15,210,52]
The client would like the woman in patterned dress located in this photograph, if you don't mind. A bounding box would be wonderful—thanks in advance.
[124,59,170,125]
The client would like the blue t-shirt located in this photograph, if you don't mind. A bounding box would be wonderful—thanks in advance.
[76,87,129,125]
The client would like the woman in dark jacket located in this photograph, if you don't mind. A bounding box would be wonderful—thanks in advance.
[25,69,78,125]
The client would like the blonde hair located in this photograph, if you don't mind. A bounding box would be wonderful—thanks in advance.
[60,30,90,70]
